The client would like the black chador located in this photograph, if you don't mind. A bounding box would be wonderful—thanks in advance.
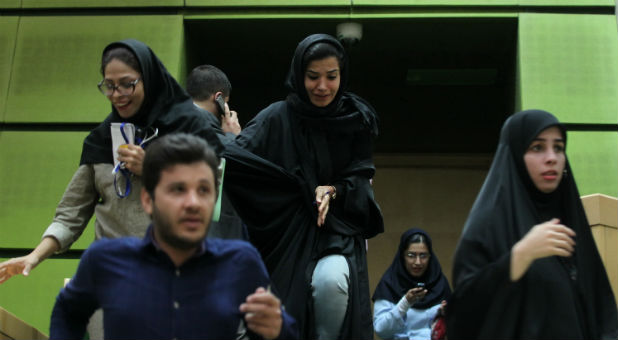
[447,110,618,339]
[223,34,383,339]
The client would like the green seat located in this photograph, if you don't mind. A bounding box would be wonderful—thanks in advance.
[518,13,618,197]
[567,132,618,197]
[4,15,184,123]
[22,0,180,8]
[0,131,95,250]
[0,257,81,338]
[0,0,20,9]
[519,0,612,5]
[0,17,19,122]
[518,13,618,124]
[186,0,348,6]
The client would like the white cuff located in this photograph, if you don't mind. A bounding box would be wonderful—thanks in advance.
[396,295,411,316]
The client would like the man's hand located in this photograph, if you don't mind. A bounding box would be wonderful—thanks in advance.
[239,287,282,340]
[221,103,241,135]
[117,144,145,175]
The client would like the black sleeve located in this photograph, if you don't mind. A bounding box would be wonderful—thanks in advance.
[447,239,521,339]
[327,131,383,239]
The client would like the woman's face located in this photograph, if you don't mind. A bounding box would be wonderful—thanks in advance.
[403,242,430,278]
[303,56,340,107]
[524,126,566,193]
[103,58,144,119]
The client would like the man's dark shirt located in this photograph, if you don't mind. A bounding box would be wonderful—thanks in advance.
[50,227,298,339]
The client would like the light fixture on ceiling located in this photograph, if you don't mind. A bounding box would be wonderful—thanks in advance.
[336,22,362,46]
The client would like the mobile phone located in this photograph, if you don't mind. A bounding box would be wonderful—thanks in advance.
[416,282,425,289]
[215,94,226,117]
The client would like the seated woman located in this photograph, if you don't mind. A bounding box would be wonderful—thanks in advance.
[373,228,451,340]
[447,109,618,338]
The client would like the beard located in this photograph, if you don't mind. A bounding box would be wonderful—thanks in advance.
[151,204,210,250]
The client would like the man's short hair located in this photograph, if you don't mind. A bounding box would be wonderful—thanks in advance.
[186,65,232,101]
[142,133,220,198]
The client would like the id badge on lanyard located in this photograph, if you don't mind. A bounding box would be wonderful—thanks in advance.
[111,122,158,198]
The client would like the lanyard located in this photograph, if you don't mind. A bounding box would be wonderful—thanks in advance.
[113,123,158,198]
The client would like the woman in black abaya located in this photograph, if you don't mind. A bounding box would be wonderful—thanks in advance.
[223,34,383,339]
[447,109,617,339]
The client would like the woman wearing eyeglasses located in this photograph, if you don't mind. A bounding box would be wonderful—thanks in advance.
[0,39,222,284]
[372,228,451,340]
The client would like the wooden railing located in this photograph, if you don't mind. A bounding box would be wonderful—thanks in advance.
[582,194,618,303]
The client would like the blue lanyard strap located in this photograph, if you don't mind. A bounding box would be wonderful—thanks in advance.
[113,122,133,198]
[112,124,158,199]
[120,122,131,144]
[112,125,158,199]
[113,167,132,198]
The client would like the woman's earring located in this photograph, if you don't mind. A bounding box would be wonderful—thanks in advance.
[563,169,568,178]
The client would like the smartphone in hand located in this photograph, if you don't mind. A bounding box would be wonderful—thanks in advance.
[215,94,227,117]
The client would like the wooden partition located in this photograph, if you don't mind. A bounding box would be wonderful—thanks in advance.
[0,306,48,340]
[368,154,491,294]
[582,194,618,302]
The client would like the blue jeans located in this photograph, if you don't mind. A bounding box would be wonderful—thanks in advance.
[311,254,350,340]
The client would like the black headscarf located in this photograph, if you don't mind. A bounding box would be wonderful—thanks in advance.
[284,33,378,136]
[372,228,451,309]
[80,39,222,165]
[447,109,618,339]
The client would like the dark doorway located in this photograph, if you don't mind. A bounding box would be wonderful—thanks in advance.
[184,17,517,153]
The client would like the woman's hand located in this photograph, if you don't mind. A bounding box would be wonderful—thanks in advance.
[315,185,335,227]
[0,255,39,283]
[0,237,59,283]
[438,300,447,316]
[405,287,427,304]
[117,144,145,176]
[510,218,576,281]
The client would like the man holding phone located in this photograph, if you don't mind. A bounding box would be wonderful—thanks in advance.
[185,64,247,241]
[186,64,241,135]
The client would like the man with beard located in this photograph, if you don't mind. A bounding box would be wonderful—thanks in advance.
[49,133,298,340]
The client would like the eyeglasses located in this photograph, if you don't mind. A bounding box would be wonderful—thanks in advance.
[97,78,141,97]
[405,252,430,260]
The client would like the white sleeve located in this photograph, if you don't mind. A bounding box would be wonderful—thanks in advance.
[373,297,408,339]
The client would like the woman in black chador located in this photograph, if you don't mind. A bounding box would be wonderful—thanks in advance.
[223,33,383,339]
[447,109,617,339]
